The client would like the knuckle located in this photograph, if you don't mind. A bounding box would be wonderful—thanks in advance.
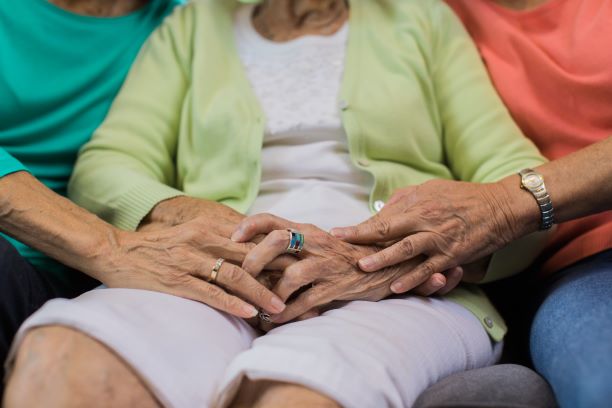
[286,266,308,283]
[399,239,415,256]
[375,251,390,265]
[302,223,318,233]
[259,213,276,225]
[373,218,391,238]
[205,285,232,308]
[271,229,288,246]
[421,261,437,277]
[223,265,244,283]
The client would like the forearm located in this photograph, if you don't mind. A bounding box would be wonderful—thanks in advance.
[495,136,612,240]
[0,172,118,281]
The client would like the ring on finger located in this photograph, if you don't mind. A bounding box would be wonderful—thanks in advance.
[259,311,272,323]
[208,258,225,284]
[286,229,305,255]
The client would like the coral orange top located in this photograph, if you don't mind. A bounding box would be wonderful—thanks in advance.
[446,0,612,275]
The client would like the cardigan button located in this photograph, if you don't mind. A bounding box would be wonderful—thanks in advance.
[338,99,350,111]
[484,317,494,329]
[374,200,385,212]
[357,158,370,167]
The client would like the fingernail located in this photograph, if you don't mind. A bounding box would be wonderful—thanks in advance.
[391,282,404,293]
[359,257,375,271]
[270,296,286,314]
[330,228,344,238]
[231,230,243,242]
[243,305,259,318]
[433,278,445,288]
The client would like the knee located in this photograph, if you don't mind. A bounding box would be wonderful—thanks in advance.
[4,326,159,408]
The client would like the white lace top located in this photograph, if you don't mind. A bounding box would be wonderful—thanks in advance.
[235,5,374,231]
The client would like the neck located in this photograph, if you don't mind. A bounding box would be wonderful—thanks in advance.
[253,0,349,42]
[492,0,550,11]
[48,0,149,17]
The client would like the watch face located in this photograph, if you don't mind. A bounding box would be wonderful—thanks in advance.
[523,173,543,189]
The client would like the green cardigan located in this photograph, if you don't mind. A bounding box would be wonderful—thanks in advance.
[69,0,549,341]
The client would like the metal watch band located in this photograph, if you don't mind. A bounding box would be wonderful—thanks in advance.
[519,169,555,230]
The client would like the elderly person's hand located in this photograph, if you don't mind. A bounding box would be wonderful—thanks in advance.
[103,197,292,319]
[231,213,462,325]
[330,179,526,293]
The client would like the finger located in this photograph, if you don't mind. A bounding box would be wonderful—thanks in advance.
[174,277,259,319]
[259,319,278,333]
[412,273,447,297]
[231,213,297,242]
[273,259,322,302]
[213,239,257,264]
[329,213,420,244]
[267,254,298,271]
[295,309,320,321]
[390,256,451,294]
[242,229,293,277]
[195,259,286,314]
[358,233,433,272]
[436,266,464,296]
[270,286,331,324]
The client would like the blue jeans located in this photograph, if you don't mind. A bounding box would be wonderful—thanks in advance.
[530,249,612,408]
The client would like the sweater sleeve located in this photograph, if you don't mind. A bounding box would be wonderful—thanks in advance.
[429,1,551,282]
[0,148,28,179]
[68,5,194,231]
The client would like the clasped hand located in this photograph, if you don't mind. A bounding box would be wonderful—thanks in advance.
[231,213,458,328]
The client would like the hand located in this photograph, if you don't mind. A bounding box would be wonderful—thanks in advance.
[330,179,524,293]
[232,213,450,325]
[101,214,290,319]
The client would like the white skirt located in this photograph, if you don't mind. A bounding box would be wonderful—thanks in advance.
[7,288,501,408]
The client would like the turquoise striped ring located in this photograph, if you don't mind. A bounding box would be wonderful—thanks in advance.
[286,229,305,255]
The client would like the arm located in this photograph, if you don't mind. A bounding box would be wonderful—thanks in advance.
[0,7,286,317]
[68,6,192,231]
[333,136,611,287]
[526,136,612,224]
[331,2,552,292]
[0,171,285,318]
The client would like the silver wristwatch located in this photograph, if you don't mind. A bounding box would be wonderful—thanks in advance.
[519,168,554,230]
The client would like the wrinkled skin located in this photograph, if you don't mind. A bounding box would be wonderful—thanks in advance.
[232,213,444,328]
[330,179,522,292]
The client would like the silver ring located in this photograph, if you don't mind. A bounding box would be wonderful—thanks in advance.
[259,311,272,323]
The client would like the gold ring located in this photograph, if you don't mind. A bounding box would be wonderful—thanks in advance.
[208,258,225,283]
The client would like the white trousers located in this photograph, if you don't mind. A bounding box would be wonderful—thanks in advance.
[8,288,501,408]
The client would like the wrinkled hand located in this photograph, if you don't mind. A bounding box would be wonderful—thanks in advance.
[330,179,521,293]
[104,203,291,319]
[232,213,453,325]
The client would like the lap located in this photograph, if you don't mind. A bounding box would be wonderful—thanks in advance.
[14,289,498,408]
[10,287,258,408]
[530,249,612,408]
[217,296,499,408]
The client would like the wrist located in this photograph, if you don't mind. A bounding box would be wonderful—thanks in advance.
[75,224,126,283]
[494,174,542,241]
[482,176,541,244]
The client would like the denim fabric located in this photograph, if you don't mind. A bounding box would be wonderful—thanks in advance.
[531,249,612,408]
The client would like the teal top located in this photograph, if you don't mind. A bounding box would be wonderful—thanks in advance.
[0,0,181,278]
